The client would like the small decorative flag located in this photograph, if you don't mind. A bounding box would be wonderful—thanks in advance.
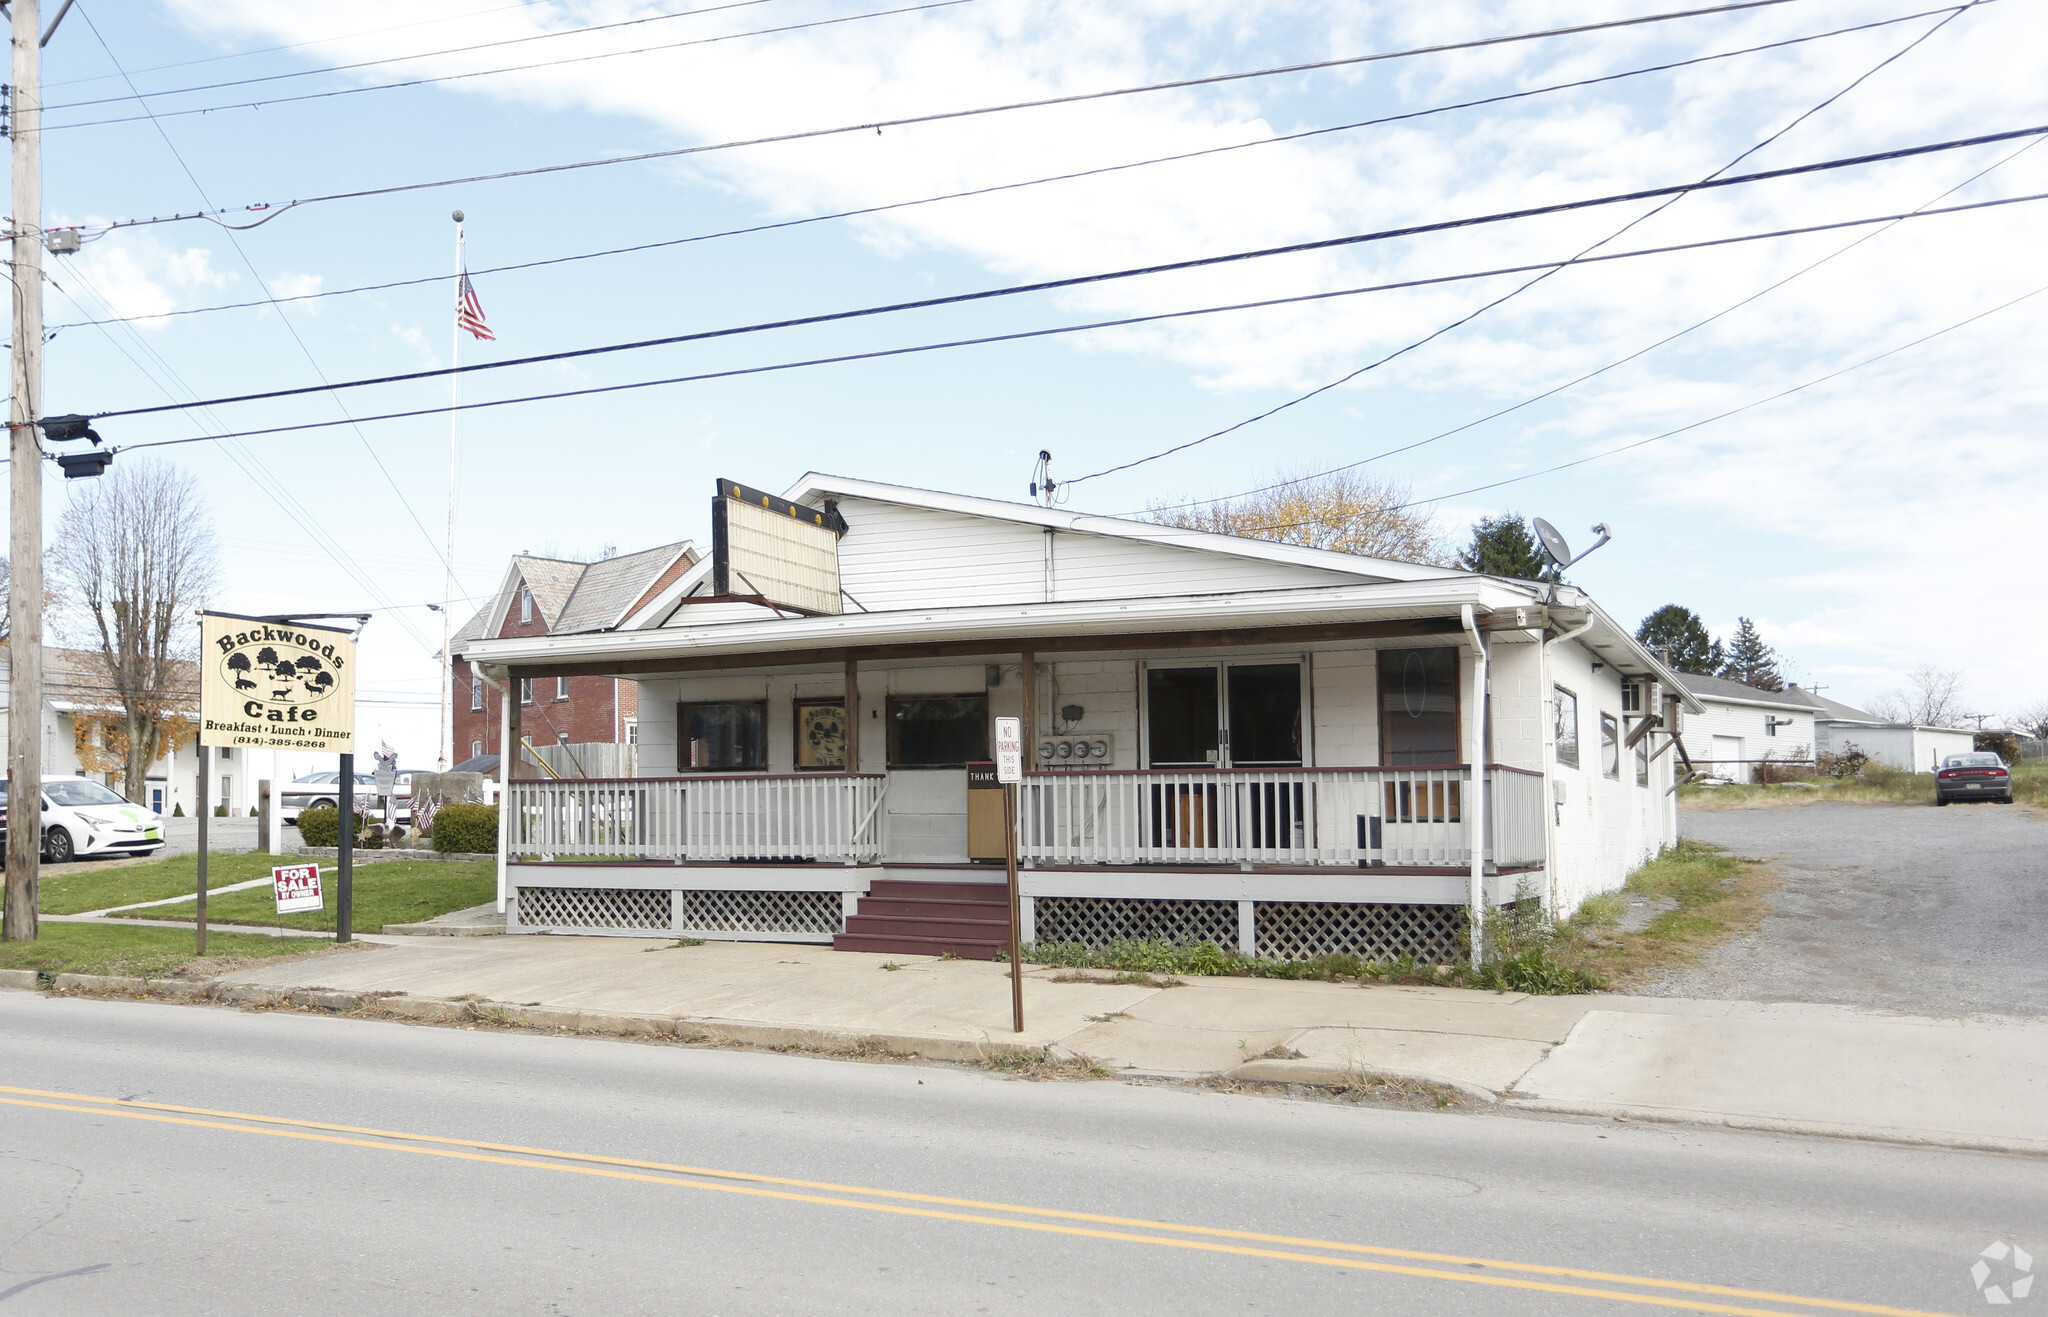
[456,268,495,341]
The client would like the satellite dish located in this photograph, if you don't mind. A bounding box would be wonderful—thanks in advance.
[1532,517,1574,568]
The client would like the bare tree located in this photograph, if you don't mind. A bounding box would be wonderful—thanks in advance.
[1868,664,1967,727]
[1146,470,1453,565]
[2010,701,2048,741]
[48,461,219,802]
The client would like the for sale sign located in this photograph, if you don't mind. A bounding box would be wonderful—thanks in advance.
[272,863,324,914]
[994,716,1022,784]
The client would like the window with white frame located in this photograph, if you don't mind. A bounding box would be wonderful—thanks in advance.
[1554,686,1580,767]
[554,676,569,701]
[469,680,483,712]
[1621,680,1644,715]
[520,586,534,625]
[470,739,483,760]
[1601,712,1620,779]
[519,677,533,705]
[623,719,639,745]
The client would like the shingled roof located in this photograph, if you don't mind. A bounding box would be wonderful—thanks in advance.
[450,543,696,651]
[1670,671,1824,711]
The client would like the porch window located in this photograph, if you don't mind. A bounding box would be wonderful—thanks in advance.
[1380,647,1460,766]
[794,699,847,770]
[678,701,768,772]
[1554,686,1580,767]
[887,695,986,767]
[1601,712,1620,779]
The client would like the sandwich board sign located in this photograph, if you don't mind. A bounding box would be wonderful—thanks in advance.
[993,717,1023,784]
[272,863,324,914]
[198,612,357,754]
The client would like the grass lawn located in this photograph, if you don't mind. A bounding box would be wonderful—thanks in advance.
[0,921,331,978]
[106,857,496,934]
[1679,760,2048,812]
[1544,840,1776,987]
[39,851,301,915]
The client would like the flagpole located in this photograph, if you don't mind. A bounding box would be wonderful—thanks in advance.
[440,210,464,773]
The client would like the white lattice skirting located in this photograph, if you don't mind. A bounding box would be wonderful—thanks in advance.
[1255,901,1465,962]
[512,886,846,937]
[1030,896,1466,962]
[1034,897,1238,948]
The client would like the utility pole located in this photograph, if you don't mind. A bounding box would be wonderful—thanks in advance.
[5,0,44,942]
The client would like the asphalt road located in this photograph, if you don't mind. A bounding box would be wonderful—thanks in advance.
[1662,802,2048,1016]
[3,994,2040,1315]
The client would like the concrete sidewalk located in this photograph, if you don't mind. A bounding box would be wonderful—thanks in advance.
[142,933,2048,1156]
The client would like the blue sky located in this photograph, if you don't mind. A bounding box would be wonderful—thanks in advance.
[34,0,2048,766]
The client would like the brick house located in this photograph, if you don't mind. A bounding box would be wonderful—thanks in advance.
[451,544,695,771]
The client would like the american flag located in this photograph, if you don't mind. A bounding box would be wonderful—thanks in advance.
[456,269,495,341]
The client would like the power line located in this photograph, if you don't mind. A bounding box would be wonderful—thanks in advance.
[102,189,2048,453]
[84,122,2048,423]
[87,0,1817,234]
[1241,284,2048,529]
[44,0,978,130]
[44,0,555,89]
[46,0,792,108]
[72,5,456,601]
[49,5,1956,334]
[1134,132,2048,518]
[1066,0,1991,488]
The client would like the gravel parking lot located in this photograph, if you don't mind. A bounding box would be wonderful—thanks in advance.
[1642,800,2048,1017]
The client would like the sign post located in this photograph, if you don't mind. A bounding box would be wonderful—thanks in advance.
[994,715,1024,1033]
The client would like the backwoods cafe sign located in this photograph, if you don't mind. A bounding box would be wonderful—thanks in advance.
[198,612,357,753]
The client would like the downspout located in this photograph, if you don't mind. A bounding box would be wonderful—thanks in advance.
[1460,604,1488,968]
[472,661,511,915]
[1539,613,1596,917]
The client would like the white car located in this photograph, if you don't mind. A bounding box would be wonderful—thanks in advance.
[18,776,166,863]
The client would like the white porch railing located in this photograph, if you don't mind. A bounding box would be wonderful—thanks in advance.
[1017,766,1535,868]
[1487,765,1547,867]
[509,774,886,863]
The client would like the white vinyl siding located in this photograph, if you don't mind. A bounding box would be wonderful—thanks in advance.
[828,496,1364,612]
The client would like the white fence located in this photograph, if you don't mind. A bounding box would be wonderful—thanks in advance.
[510,774,886,863]
[1018,766,1546,869]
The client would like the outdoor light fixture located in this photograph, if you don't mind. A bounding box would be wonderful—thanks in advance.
[38,413,103,445]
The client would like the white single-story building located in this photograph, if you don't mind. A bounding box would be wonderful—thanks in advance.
[1791,687,1977,772]
[458,475,1703,962]
[1669,672,1822,782]
[0,647,232,817]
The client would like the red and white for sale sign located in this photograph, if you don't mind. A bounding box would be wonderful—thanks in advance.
[272,863,324,914]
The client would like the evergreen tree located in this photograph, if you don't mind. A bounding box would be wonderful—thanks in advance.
[1719,617,1783,691]
[1457,513,1554,581]
[1635,604,1724,675]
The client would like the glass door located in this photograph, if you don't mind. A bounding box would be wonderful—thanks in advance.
[1144,663,1304,853]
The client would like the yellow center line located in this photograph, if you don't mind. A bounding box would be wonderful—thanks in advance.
[0,1087,1959,1317]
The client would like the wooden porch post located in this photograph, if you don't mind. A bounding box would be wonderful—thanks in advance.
[844,657,860,775]
[1019,650,1036,771]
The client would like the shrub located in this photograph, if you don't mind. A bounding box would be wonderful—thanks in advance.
[172,803,185,817]
[1815,742,1871,779]
[297,806,366,848]
[214,804,228,817]
[433,803,498,854]
[249,806,258,817]
[1976,731,2020,764]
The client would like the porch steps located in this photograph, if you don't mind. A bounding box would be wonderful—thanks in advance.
[833,879,1011,960]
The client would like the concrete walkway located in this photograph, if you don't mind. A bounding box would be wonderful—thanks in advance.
[155,934,2048,1156]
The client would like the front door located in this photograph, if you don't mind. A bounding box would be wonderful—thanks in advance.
[1144,663,1304,851]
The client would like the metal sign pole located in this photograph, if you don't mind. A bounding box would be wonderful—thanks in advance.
[337,752,354,943]
[195,745,209,956]
[993,715,1024,1033]
[1003,783,1022,1034]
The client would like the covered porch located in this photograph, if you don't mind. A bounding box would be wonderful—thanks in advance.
[476,589,1560,961]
